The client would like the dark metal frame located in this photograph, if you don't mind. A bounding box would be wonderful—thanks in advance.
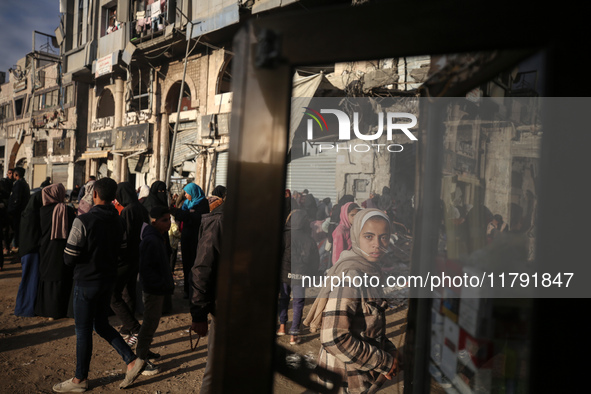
[210,1,588,393]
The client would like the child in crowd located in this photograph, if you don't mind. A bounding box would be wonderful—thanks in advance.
[135,206,175,376]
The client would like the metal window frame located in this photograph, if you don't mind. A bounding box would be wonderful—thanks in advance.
[210,1,587,393]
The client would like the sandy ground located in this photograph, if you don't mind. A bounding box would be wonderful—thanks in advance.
[0,252,407,393]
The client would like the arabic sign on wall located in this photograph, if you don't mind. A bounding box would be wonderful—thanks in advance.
[88,130,113,148]
[91,116,114,131]
[114,123,151,151]
[95,54,113,78]
[13,79,27,92]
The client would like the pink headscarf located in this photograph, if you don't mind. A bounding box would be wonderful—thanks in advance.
[331,202,360,264]
[340,202,357,229]
[42,183,68,240]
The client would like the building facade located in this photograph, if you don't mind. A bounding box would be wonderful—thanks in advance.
[60,0,305,194]
[1,35,86,192]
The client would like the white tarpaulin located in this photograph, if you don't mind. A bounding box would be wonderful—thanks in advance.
[289,72,323,152]
[252,0,298,14]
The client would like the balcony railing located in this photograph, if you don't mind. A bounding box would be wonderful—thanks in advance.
[130,4,169,44]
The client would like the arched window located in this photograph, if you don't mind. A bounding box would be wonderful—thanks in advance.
[166,81,192,114]
[96,89,115,118]
[217,55,233,94]
[16,158,27,169]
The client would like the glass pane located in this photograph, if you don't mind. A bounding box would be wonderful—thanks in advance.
[280,52,543,393]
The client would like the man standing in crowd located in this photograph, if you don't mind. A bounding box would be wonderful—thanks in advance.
[0,168,14,263]
[190,192,225,394]
[53,178,144,392]
[8,167,30,251]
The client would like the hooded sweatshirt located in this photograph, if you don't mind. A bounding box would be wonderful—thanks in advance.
[116,182,150,266]
[64,204,127,285]
[139,223,174,295]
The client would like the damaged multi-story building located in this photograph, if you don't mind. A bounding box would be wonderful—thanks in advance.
[2,1,432,200]
[0,32,87,191]
[58,0,342,195]
[60,0,234,194]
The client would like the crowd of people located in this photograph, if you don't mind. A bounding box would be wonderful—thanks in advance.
[0,166,229,392]
[2,166,410,392]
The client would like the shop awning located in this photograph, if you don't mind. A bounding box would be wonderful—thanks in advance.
[79,150,110,160]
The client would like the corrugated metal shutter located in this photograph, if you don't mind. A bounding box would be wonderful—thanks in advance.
[52,164,69,187]
[286,150,337,202]
[215,151,228,187]
[172,124,199,167]
[33,164,47,188]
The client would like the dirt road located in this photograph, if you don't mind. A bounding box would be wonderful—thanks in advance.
[0,253,407,393]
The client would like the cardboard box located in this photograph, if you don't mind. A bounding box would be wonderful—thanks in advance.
[455,328,494,392]
[441,316,460,379]
[431,309,444,365]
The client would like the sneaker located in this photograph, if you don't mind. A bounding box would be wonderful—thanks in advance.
[147,350,161,360]
[276,324,286,336]
[141,361,160,376]
[119,358,145,389]
[52,378,88,393]
[125,333,138,347]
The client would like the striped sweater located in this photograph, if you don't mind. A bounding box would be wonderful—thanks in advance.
[64,204,127,285]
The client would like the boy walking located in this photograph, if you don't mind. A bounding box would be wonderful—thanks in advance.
[53,178,144,392]
[135,206,174,376]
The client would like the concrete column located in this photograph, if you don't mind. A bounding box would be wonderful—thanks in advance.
[85,86,95,181]
[160,112,169,181]
[201,154,207,188]
[113,77,125,182]
[151,71,160,182]
[90,159,98,177]
[85,158,91,180]
[120,157,128,181]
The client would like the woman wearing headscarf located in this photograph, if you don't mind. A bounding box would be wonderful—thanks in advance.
[138,185,150,204]
[142,181,168,214]
[207,185,226,212]
[331,202,361,265]
[77,180,95,216]
[169,183,210,298]
[327,195,355,246]
[14,191,43,317]
[304,209,398,393]
[35,184,76,319]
